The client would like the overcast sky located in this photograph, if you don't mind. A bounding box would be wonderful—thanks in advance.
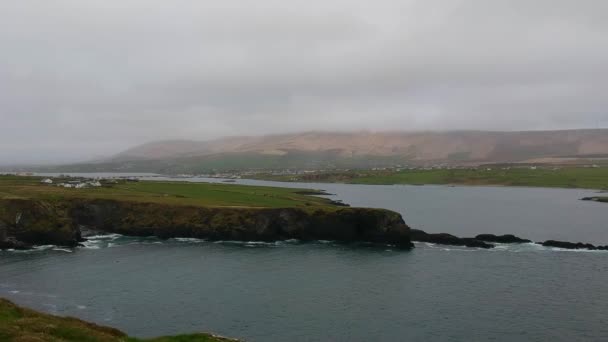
[1,0,607,164]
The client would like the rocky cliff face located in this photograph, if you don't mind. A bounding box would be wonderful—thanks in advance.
[0,199,413,249]
[0,199,82,249]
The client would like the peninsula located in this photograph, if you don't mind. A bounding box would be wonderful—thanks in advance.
[0,175,413,249]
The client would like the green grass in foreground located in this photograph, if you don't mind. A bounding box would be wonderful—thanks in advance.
[0,175,334,208]
[253,167,608,189]
[0,298,237,342]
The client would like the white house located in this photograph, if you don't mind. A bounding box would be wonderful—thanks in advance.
[40,178,53,184]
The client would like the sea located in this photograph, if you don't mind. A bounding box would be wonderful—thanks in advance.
[1,174,607,341]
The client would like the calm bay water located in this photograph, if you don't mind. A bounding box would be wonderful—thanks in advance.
[2,175,608,341]
[149,177,608,244]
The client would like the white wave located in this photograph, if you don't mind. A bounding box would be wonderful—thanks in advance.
[52,248,73,253]
[172,237,206,243]
[85,233,122,240]
[245,241,276,247]
[125,241,163,246]
[420,241,608,253]
[33,245,56,250]
[546,247,608,253]
[80,241,101,249]
[214,240,277,247]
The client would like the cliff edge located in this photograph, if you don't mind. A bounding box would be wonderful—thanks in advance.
[0,199,413,249]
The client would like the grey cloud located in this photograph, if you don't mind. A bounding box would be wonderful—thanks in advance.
[1,0,607,164]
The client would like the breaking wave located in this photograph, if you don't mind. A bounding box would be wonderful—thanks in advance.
[415,241,608,253]
[3,234,607,254]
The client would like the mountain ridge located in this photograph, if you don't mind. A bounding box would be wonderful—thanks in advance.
[32,129,608,173]
[114,129,608,161]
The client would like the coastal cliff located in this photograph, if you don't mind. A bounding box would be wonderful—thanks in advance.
[0,199,81,249]
[0,199,413,249]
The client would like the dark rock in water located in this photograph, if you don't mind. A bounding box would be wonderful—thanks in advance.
[0,237,33,250]
[542,240,597,250]
[461,238,495,248]
[581,196,608,203]
[475,234,531,243]
[411,229,494,249]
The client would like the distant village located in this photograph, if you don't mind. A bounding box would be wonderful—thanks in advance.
[39,178,103,188]
[5,172,141,189]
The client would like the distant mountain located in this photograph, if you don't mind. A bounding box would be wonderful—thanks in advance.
[49,129,608,173]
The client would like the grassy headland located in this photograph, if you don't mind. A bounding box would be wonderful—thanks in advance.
[0,175,334,208]
[0,175,412,249]
[251,167,608,190]
[0,298,237,341]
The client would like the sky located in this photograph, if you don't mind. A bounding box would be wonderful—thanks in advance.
[1,0,607,164]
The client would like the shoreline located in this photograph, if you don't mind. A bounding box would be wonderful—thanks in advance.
[0,198,414,250]
[244,177,608,192]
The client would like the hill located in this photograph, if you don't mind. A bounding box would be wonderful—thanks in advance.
[43,130,608,173]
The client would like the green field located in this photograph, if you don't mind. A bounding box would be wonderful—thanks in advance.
[0,175,334,208]
[253,167,608,190]
[0,298,236,341]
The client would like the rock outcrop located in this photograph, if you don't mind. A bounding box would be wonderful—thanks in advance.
[581,197,608,203]
[475,234,531,243]
[0,199,413,249]
[541,240,608,250]
[410,229,494,249]
[0,199,82,249]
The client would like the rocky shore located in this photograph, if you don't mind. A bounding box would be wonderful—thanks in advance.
[581,196,608,203]
[2,198,607,252]
[541,240,608,250]
[0,198,413,250]
[410,229,495,248]
[410,231,607,251]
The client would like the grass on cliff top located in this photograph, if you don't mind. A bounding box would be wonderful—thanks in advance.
[0,297,237,342]
[0,175,335,208]
[253,167,608,189]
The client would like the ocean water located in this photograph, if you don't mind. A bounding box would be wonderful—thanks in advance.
[2,178,608,341]
[147,177,608,244]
